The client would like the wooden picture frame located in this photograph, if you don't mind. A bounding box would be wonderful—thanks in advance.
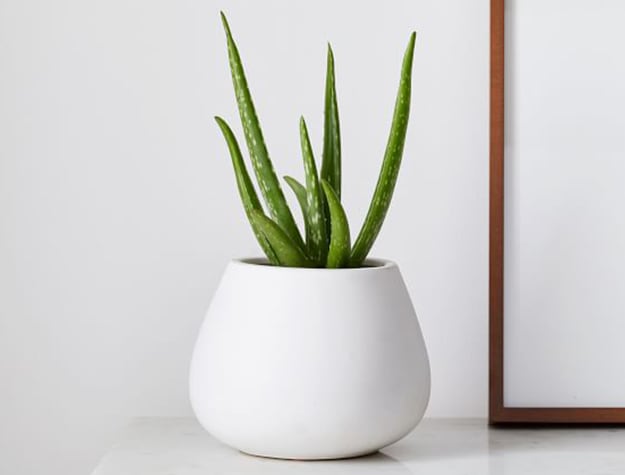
[489,0,625,424]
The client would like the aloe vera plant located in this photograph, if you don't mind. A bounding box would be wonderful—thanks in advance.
[217,12,416,268]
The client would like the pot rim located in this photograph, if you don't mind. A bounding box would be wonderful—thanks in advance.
[230,257,397,272]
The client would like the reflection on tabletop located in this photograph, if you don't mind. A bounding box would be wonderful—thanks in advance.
[92,418,625,475]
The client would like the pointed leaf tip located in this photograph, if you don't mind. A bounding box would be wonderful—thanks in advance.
[407,32,417,53]
[220,11,231,36]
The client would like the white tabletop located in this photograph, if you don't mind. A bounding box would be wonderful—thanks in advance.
[92,418,625,475]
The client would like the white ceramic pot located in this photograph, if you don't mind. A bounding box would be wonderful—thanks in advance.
[189,258,430,460]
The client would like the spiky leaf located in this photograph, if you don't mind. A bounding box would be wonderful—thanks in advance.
[215,117,279,265]
[299,117,327,265]
[321,44,341,199]
[250,211,310,267]
[350,32,417,266]
[220,12,304,251]
[321,180,350,268]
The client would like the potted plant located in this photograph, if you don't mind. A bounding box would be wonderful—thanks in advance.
[189,13,430,460]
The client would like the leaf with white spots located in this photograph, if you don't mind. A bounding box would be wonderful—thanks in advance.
[250,211,310,268]
[321,44,341,240]
[220,12,305,252]
[284,176,313,256]
[299,117,327,266]
[350,32,417,267]
[215,117,279,265]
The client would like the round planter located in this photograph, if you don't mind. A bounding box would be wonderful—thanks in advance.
[189,258,430,460]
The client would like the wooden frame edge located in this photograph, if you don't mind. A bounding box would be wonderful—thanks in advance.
[491,408,625,425]
[489,0,505,424]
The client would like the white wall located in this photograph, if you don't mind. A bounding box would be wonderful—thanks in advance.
[0,1,489,474]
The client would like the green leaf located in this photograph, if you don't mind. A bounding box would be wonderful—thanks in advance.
[250,210,310,267]
[350,32,417,267]
[321,44,341,199]
[321,180,351,268]
[220,12,305,251]
[283,176,312,252]
[215,116,279,265]
[299,117,327,266]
